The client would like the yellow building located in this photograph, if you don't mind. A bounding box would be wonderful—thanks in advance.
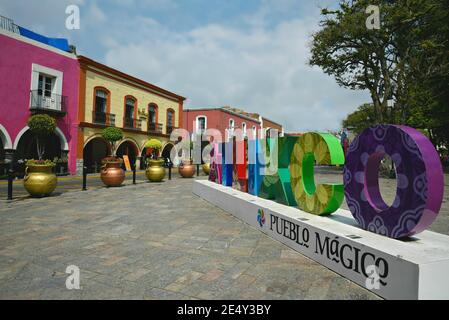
[76,56,185,174]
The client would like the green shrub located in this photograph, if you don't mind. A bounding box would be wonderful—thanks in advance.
[26,159,55,166]
[27,114,57,160]
[145,138,163,159]
[101,127,123,157]
[28,114,56,136]
[145,138,163,150]
[102,127,123,143]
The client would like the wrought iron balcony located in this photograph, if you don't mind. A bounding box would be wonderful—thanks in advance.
[148,122,163,133]
[123,117,142,130]
[92,111,115,126]
[0,15,20,34]
[30,90,67,117]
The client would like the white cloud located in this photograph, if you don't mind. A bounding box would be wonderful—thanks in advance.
[1,0,370,132]
[103,15,369,132]
[88,2,106,23]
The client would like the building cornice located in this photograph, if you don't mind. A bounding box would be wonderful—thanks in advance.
[78,122,171,138]
[78,55,186,103]
[261,116,283,128]
[184,107,261,124]
[0,29,77,59]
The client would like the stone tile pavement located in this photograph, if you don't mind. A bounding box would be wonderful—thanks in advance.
[0,173,447,300]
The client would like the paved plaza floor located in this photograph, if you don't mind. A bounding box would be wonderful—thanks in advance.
[0,172,448,300]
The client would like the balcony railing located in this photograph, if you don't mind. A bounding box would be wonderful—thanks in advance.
[30,90,67,117]
[148,122,163,133]
[123,117,142,130]
[92,111,115,126]
[0,15,20,34]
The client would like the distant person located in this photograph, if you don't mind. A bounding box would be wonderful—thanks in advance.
[340,129,349,156]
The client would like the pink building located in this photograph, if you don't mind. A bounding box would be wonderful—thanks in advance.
[183,106,284,142]
[0,21,79,175]
[183,107,261,142]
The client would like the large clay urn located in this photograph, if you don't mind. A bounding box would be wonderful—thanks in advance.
[23,164,57,197]
[202,162,210,175]
[179,159,196,178]
[101,159,125,187]
[146,159,166,182]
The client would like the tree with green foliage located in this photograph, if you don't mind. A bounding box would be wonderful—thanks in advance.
[27,114,56,160]
[405,0,449,148]
[310,0,400,123]
[342,103,377,135]
[311,0,449,148]
[145,138,163,159]
[101,127,123,157]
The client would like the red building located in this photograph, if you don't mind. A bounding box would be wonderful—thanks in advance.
[183,106,283,142]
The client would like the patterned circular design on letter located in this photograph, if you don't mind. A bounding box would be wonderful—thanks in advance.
[290,132,345,215]
[344,125,444,238]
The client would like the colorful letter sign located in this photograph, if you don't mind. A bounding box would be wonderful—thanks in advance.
[248,139,263,196]
[209,143,221,184]
[290,132,345,215]
[344,125,444,238]
[259,136,297,206]
[208,124,444,239]
[222,142,233,186]
[232,138,248,192]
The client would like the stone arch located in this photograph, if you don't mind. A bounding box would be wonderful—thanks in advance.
[84,133,106,147]
[55,128,69,151]
[14,126,65,176]
[83,135,110,173]
[117,138,140,155]
[0,124,13,150]
[116,138,140,169]
[13,126,68,151]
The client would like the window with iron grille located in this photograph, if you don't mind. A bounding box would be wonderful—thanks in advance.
[95,90,107,113]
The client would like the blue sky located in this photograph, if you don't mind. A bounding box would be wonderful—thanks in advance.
[0,0,370,132]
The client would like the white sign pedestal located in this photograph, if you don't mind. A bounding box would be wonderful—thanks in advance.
[193,180,449,300]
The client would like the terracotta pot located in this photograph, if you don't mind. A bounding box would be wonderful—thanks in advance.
[146,159,166,182]
[202,162,210,175]
[23,164,57,197]
[101,160,125,187]
[179,159,195,178]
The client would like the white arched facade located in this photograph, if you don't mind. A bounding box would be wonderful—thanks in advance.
[241,122,247,137]
[195,115,207,134]
[13,126,69,151]
[252,125,257,139]
[0,124,13,150]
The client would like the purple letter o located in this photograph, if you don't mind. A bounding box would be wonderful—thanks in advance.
[344,125,444,238]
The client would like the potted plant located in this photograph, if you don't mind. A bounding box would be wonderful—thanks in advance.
[100,127,125,187]
[23,114,57,197]
[144,138,165,182]
[178,141,195,178]
[202,162,211,175]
